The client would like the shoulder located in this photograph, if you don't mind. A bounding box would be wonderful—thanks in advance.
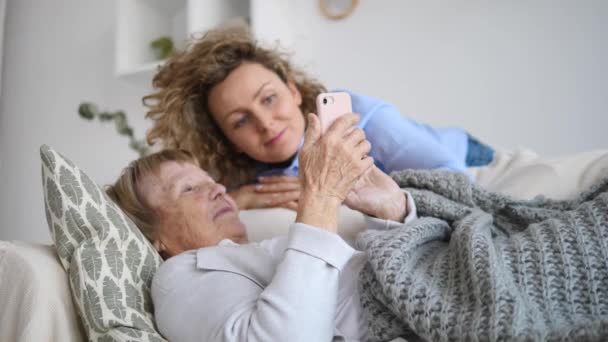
[152,240,284,297]
[338,89,388,114]
[152,250,197,293]
[150,244,278,341]
[336,89,400,127]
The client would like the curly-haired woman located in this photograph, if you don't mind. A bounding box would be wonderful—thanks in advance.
[143,26,494,210]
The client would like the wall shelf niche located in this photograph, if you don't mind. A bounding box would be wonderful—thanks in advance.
[115,0,250,82]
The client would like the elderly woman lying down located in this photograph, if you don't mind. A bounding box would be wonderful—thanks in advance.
[108,113,608,341]
[107,113,416,341]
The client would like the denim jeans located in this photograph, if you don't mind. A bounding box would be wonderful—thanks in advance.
[465,134,495,167]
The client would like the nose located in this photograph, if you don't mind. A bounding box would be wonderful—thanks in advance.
[255,111,275,132]
[208,182,226,200]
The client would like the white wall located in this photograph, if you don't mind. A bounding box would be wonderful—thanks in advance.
[0,0,6,96]
[254,0,608,155]
[1,0,607,243]
[0,0,151,243]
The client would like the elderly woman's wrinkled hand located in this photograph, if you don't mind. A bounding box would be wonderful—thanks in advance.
[344,165,407,222]
[295,113,373,232]
[299,113,374,204]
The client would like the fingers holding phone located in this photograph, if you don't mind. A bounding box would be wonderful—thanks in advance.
[316,92,354,133]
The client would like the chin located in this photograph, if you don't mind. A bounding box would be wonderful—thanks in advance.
[259,148,297,164]
[228,224,248,243]
[276,142,301,162]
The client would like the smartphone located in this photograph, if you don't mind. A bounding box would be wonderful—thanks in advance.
[316,92,352,133]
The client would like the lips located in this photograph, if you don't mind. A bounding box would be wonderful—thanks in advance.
[213,205,234,220]
[264,128,286,147]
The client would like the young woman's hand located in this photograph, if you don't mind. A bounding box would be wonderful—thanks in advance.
[344,165,407,222]
[255,175,300,210]
[229,179,300,211]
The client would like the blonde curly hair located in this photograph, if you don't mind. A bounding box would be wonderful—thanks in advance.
[143,26,326,187]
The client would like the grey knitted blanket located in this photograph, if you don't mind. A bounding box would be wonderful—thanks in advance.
[356,170,608,342]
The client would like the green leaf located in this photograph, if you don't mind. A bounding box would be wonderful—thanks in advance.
[115,326,143,338]
[129,140,150,157]
[53,223,73,261]
[125,240,142,279]
[125,279,142,311]
[86,203,109,240]
[78,102,97,120]
[99,112,115,121]
[114,111,126,120]
[103,276,126,319]
[113,114,126,127]
[60,166,83,206]
[81,171,102,205]
[150,36,174,60]
[131,312,154,332]
[46,178,63,220]
[69,267,81,300]
[44,201,52,229]
[110,200,145,243]
[41,165,46,188]
[118,126,133,136]
[140,252,156,289]
[84,284,104,332]
[106,205,128,241]
[40,147,56,171]
[82,246,103,281]
[105,238,124,279]
[98,335,118,342]
[66,207,89,241]
[143,290,153,313]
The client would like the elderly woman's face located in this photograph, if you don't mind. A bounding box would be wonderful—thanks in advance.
[208,62,306,163]
[138,161,247,257]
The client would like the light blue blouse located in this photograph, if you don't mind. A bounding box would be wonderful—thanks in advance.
[256,90,469,178]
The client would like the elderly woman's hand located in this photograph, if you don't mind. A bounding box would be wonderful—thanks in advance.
[344,165,407,222]
[296,113,373,232]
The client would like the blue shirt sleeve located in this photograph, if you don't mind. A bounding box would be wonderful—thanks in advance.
[349,91,470,175]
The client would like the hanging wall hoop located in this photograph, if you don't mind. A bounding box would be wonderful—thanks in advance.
[319,0,359,21]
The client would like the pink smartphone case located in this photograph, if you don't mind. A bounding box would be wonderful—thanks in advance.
[316,92,353,133]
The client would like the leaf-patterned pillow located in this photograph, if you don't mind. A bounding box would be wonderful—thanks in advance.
[40,145,167,342]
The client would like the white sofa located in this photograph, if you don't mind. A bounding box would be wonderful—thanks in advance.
[2,148,607,342]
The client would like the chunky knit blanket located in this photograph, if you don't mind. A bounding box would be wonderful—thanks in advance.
[356,170,608,342]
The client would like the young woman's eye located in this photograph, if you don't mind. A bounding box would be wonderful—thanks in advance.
[263,94,276,105]
[234,115,250,129]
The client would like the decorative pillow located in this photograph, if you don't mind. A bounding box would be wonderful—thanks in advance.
[40,145,167,342]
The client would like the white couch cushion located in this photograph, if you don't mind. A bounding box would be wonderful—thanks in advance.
[0,241,85,342]
[241,205,367,245]
[470,148,608,200]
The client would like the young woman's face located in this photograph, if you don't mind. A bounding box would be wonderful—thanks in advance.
[207,62,306,164]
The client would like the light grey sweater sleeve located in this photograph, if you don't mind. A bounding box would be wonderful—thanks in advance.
[152,223,356,342]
